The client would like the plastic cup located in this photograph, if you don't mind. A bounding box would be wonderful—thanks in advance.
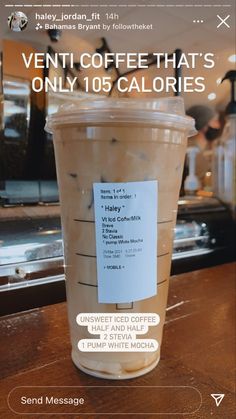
[45,97,195,379]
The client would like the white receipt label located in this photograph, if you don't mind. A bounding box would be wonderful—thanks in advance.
[93,181,158,303]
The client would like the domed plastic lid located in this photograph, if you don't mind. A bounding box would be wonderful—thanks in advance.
[45,96,196,135]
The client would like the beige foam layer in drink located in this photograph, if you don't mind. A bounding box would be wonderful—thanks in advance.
[52,123,186,378]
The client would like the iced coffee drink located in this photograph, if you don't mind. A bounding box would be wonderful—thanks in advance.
[46,98,194,379]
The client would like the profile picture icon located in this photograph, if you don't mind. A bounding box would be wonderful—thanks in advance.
[8,11,28,32]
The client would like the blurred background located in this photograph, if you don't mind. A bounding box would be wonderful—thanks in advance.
[0,0,235,315]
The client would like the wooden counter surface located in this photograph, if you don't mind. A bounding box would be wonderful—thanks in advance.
[0,204,60,222]
[0,263,235,418]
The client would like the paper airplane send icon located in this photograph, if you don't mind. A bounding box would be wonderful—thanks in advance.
[211,394,225,407]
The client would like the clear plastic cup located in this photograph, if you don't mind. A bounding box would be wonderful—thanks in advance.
[45,97,195,379]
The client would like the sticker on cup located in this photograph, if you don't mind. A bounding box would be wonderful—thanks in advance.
[93,181,158,303]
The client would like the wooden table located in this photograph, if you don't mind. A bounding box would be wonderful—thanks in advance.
[0,263,235,418]
[0,204,60,222]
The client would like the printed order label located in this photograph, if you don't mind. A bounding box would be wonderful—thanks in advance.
[93,181,158,303]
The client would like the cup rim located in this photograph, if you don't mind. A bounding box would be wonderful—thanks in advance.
[45,96,196,136]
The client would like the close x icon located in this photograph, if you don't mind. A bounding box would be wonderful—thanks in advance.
[217,15,230,28]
